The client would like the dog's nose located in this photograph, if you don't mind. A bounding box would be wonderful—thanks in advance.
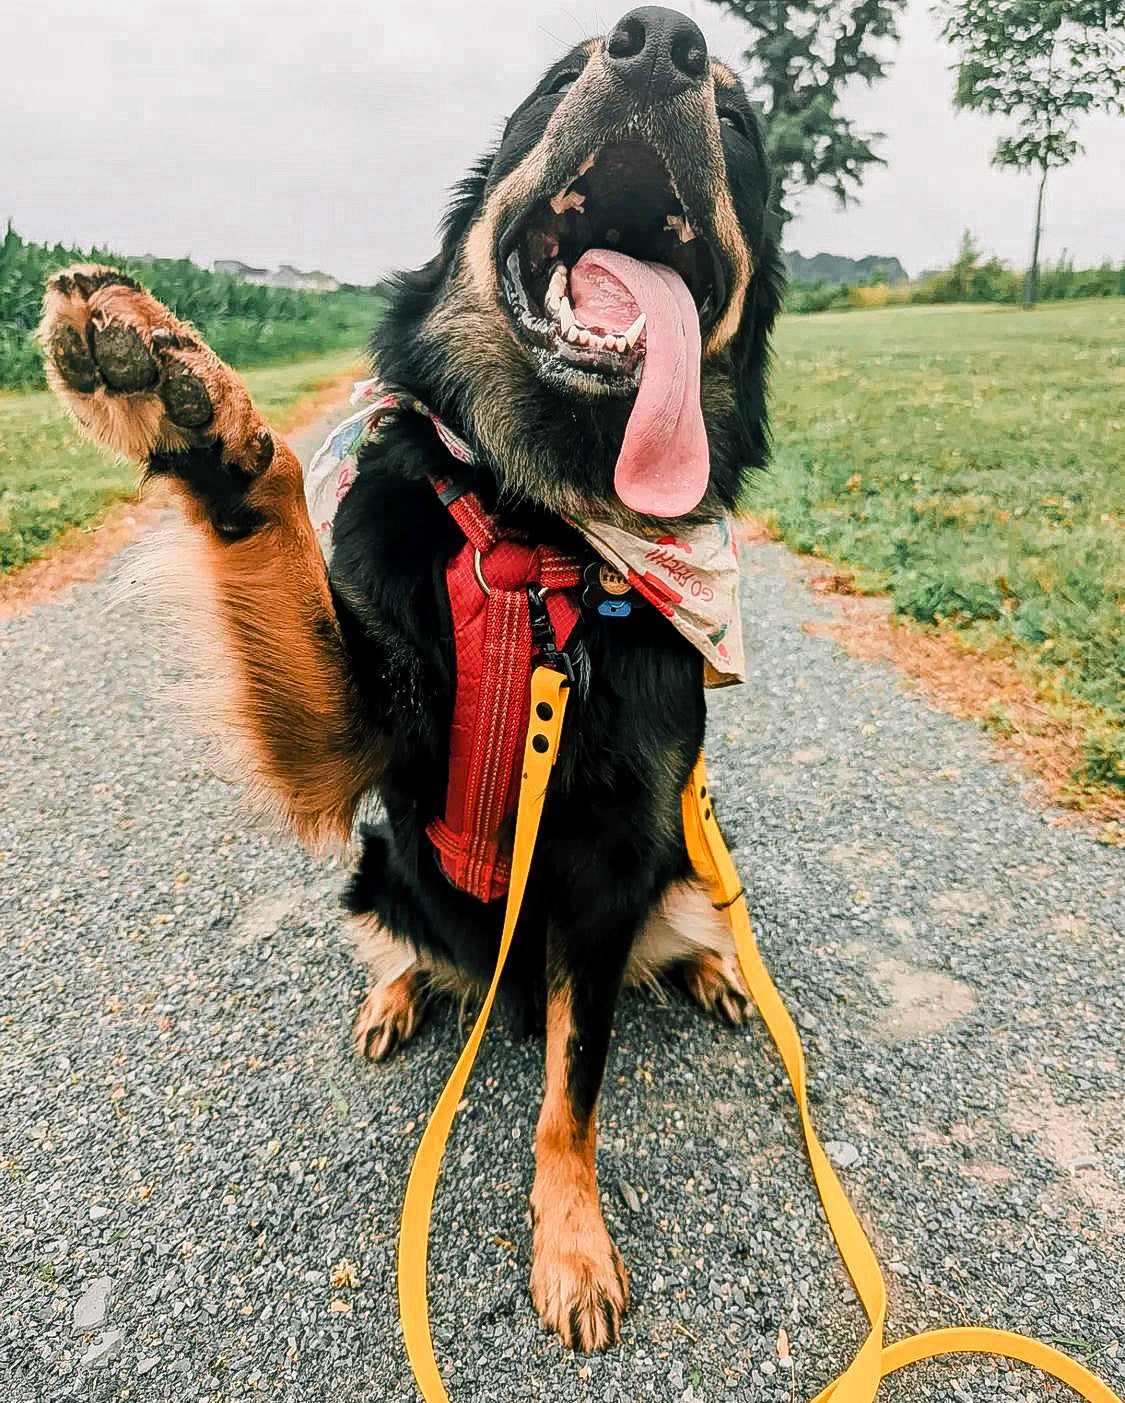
[605,6,709,101]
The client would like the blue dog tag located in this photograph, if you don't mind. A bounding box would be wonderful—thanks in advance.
[583,561,646,620]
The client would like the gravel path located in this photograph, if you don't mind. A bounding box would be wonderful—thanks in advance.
[2,431,1122,1402]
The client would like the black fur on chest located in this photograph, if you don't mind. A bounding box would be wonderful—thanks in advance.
[328,412,705,1028]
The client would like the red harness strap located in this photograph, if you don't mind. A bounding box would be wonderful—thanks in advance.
[426,479,582,902]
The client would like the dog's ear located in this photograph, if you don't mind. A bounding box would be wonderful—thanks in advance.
[726,226,786,476]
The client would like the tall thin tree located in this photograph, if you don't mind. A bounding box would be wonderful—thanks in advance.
[939,1,1124,305]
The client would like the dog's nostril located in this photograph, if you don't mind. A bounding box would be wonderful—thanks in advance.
[672,33,707,80]
[606,16,646,61]
[605,6,710,101]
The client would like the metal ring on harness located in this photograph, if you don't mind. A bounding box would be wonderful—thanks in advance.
[472,548,550,605]
[472,547,490,597]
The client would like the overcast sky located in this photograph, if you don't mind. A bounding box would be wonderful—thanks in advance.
[2,0,1121,282]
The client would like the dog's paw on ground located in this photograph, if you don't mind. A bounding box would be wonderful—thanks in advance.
[40,264,262,468]
[681,949,752,1025]
[530,1222,629,1351]
[352,971,430,1062]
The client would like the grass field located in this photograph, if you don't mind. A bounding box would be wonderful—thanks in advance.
[754,299,1124,792]
[0,351,364,572]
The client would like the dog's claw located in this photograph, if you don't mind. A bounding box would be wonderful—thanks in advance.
[353,975,429,1062]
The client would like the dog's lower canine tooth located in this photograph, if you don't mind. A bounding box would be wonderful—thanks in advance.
[623,313,646,349]
[559,296,575,332]
[546,264,567,314]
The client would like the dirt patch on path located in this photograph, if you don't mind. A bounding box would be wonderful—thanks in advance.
[0,368,357,623]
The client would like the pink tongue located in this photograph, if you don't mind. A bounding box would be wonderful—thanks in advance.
[569,249,708,517]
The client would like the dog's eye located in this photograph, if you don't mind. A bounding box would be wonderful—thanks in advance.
[546,71,580,96]
[718,108,750,139]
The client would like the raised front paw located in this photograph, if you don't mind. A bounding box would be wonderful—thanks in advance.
[530,1214,629,1351]
[40,265,267,476]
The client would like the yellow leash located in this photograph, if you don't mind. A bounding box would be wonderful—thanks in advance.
[397,699,1122,1403]
[681,755,1122,1403]
[398,666,571,1402]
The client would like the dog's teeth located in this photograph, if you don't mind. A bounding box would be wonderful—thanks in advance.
[558,296,575,332]
[664,213,696,243]
[623,313,646,349]
[565,325,581,344]
[545,264,567,314]
[613,335,628,353]
[578,329,591,346]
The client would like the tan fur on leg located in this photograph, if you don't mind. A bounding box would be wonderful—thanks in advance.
[529,987,628,1351]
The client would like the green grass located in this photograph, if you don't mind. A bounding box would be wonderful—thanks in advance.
[751,299,1125,792]
[0,351,362,571]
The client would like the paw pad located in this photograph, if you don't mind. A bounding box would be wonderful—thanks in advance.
[91,320,158,392]
[159,360,214,428]
[48,325,98,394]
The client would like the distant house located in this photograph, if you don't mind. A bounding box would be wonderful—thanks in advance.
[214,259,270,282]
[213,259,340,292]
[271,264,340,292]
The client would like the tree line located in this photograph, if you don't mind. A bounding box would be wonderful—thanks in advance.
[0,225,383,391]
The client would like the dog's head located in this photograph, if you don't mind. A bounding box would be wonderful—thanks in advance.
[376,5,785,524]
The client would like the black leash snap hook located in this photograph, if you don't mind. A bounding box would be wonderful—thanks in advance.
[526,586,575,683]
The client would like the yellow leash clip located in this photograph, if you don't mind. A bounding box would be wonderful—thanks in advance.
[682,754,1122,1403]
[398,666,570,1403]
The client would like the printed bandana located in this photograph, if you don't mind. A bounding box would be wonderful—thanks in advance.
[304,380,745,686]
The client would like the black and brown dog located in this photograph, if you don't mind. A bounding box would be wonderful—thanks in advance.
[41,6,784,1352]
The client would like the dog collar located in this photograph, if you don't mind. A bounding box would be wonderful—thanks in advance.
[304,379,745,686]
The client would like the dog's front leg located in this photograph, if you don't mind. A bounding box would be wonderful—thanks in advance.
[529,932,631,1351]
[40,267,384,845]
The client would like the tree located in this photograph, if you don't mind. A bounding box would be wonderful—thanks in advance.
[711,1,909,226]
[939,1,1125,305]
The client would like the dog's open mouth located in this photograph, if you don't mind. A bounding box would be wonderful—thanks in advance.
[498,142,724,516]
[499,142,723,379]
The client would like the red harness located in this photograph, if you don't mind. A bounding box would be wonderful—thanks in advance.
[425,478,583,902]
